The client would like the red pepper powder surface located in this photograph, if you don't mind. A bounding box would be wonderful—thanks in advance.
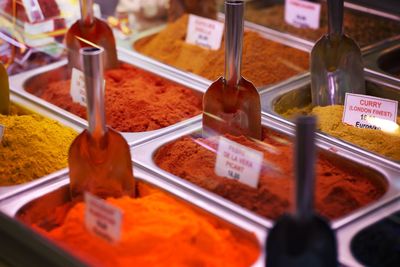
[154,128,386,220]
[37,64,202,132]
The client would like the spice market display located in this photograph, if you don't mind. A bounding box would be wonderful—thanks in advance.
[0,0,399,267]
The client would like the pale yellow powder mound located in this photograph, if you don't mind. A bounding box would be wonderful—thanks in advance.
[312,105,400,161]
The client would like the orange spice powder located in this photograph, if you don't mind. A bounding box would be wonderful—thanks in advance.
[36,188,260,267]
[134,14,310,87]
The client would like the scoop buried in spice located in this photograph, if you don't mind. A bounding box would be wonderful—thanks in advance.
[203,0,261,140]
[266,116,337,267]
[311,0,365,106]
[68,47,134,200]
[0,62,10,115]
[66,0,118,71]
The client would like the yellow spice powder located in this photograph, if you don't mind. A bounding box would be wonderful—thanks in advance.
[0,113,77,185]
[311,105,400,161]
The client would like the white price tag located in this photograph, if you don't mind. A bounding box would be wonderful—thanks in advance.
[284,0,321,29]
[22,0,45,23]
[70,68,87,107]
[185,14,224,50]
[215,137,263,188]
[343,93,398,130]
[0,124,4,142]
[24,20,54,35]
[84,192,123,243]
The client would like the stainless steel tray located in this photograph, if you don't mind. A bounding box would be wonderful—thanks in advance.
[0,167,266,267]
[230,0,400,54]
[120,16,311,91]
[8,49,207,146]
[336,197,400,267]
[261,70,400,167]
[364,41,400,84]
[0,92,83,202]
[131,117,400,231]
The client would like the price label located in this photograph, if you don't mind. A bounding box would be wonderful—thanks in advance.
[0,124,4,142]
[185,14,224,50]
[215,137,263,188]
[70,68,87,107]
[24,20,54,35]
[22,0,45,23]
[85,192,123,243]
[284,0,321,29]
[343,93,398,130]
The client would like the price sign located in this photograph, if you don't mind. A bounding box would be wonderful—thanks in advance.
[215,137,263,188]
[24,20,54,35]
[22,0,45,23]
[284,0,321,29]
[85,192,123,243]
[185,14,224,50]
[343,93,398,130]
[70,68,87,107]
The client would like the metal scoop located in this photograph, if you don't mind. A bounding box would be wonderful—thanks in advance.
[0,63,10,115]
[66,0,119,71]
[68,47,134,200]
[266,116,337,267]
[311,0,365,106]
[203,0,261,140]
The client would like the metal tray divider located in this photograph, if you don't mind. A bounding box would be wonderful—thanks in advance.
[364,41,400,84]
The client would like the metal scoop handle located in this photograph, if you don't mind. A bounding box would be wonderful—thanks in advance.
[81,47,106,141]
[328,0,343,37]
[295,116,316,220]
[79,0,94,26]
[224,0,244,88]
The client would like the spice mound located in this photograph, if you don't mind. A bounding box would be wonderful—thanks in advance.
[312,105,400,161]
[37,64,202,132]
[244,4,400,48]
[38,189,260,266]
[281,105,400,161]
[0,112,76,186]
[134,14,309,87]
[154,129,386,220]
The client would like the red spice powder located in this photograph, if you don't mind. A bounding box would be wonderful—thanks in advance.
[154,128,386,220]
[37,64,202,132]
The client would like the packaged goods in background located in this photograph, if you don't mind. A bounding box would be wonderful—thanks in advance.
[0,106,76,186]
[134,14,309,87]
[155,128,386,220]
[35,64,202,132]
[27,183,260,267]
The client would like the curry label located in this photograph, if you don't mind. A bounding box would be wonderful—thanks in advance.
[343,93,398,131]
[70,68,87,107]
[186,14,224,50]
[284,0,321,29]
[215,137,263,188]
[85,192,123,243]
